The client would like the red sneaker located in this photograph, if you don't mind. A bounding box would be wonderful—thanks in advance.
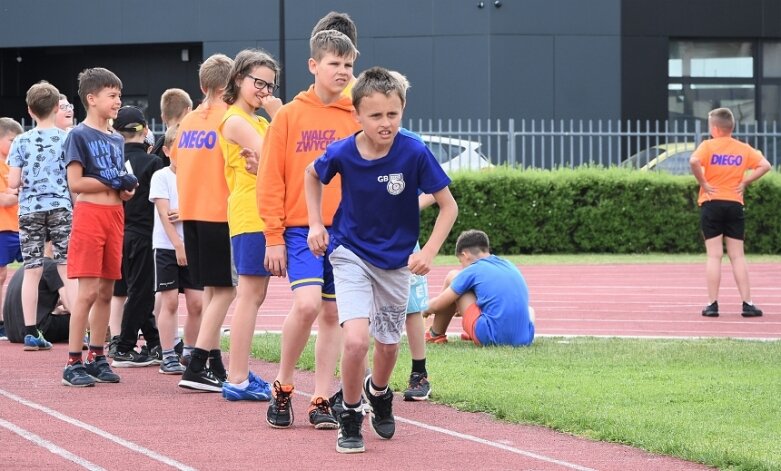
[424,329,448,344]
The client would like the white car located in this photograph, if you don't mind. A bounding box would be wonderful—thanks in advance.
[420,135,493,172]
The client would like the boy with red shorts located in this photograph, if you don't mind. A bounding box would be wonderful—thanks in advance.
[62,68,138,387]
[689,107,771,317]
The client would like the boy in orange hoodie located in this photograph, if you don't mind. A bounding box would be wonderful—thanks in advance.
[258,29,359,429]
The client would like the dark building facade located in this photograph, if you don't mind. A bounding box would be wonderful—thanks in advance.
[0,0,778,126]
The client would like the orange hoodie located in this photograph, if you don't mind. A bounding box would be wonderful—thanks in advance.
[257,85,359,246]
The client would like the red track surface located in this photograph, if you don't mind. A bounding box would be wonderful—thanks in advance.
[3,261,777,470]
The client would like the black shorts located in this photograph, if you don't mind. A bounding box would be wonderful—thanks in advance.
[183,221,235,287]
[154,248,204,292]
[700,200,745,240]
[38,313,70,343]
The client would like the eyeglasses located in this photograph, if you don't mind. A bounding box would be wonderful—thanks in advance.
[59,103,74,111]
[247,74,279,93]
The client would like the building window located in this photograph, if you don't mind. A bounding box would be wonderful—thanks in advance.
[668,40,781,123]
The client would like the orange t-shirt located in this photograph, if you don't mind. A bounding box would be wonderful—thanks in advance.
[171,101,230,222]
[0,160,19,232]
[693,137,764,205]
[257,86,359,246]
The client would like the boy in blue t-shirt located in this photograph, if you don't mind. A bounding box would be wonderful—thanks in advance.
[424,229,535,347]
[8,81,75,352]
[304,67,458,454]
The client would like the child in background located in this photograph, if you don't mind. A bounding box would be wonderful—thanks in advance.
[8,82,75,352]
[0,117,23,341]
[149,125,203,374]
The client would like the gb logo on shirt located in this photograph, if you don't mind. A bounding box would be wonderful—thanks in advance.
[386,173,405,195]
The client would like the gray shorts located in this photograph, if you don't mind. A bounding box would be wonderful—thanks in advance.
[18,207,72,268]
[329,245,409,344]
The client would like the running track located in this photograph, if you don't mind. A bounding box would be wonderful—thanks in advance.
[2,262,778,470]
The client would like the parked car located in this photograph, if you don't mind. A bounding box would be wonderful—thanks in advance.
[420,135,494,172]
[623,142,696,175]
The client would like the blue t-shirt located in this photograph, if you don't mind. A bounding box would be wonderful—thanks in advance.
[314,129,451,270]
[63,123,125,187]
[7,128,72,215]
[449,255,534,347]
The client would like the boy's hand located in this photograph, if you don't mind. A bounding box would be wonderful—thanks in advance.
[119,188,135,201]
[408,249,434,276]
[6,187,18,196]
[265,244,287,277]
[174,242,187,266]
[701,181,716,196]
[736,181,747,196]
[307,224,329,257]
[168,209,180,222]
[239,148,259,174]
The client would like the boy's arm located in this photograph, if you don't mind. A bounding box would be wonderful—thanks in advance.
[223,115,264,175]
[257,114,288,247]
[689,147,715,196]
[409,187,458,275]
[8,167,21,190]
[423,287,460,317]
[304,163,328,257]
[66,163,135,200]
[738,155,772,195]
[0,188,17,207]
[154,197,187,266]
[419,193,436,210]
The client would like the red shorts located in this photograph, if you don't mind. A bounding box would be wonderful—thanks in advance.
[67,201,124,280]
[461,303,482,346]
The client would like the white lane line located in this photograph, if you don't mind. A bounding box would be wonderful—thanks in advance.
[0,388,196,471]
[0,418,106,471]
[292,390,595,471]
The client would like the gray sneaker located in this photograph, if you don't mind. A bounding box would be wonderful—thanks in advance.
[84,356,121,383]
[159,355,186,375]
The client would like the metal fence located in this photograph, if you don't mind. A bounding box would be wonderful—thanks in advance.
[404,118,781,170]
[25,117,781,171]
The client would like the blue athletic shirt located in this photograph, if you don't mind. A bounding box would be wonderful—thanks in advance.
[63,123,125,188]
[449,255,534,347]
[313,129,451,270]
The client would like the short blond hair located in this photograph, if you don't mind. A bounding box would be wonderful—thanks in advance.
[199,54,233,94]
[164,124,179,148]
[352,67,407,110]
[310,29,358,62]
[0,117,23,138]
[26,81,60,119]
[160,88,193,124]
[708,107,734,132]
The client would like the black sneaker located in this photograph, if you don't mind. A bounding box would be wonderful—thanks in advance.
[701,301,719,317]
[141,345,163,365]
[363,375,395,439]
[329,389,345,416]
[84,356,121,383]
[742,302,763,318]
[174,339,184,357]
[107,336,120,358]
[308,396,338,429]
[112,349,156,368]
[266,380,295,428]
[403,372,431,401]
[62,362,96,387]
[335,407,365,454]
[178,366,223,392]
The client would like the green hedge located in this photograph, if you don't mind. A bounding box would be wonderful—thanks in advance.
[419,167,781,254]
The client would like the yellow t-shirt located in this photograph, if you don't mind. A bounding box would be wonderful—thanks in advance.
[219,105,269,237]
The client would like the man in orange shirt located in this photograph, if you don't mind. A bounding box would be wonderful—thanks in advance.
[689,107,771,318]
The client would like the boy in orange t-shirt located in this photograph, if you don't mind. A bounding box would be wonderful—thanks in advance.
[0,118,23,340]
[689,107,771,318]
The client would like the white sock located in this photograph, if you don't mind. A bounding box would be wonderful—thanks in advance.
[369,382,388,397]
[233,378,249,389]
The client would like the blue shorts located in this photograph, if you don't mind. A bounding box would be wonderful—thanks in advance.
[407,273,429,314]
[284,227,335,299]
[0,231,22,266]
[231,232,272,277]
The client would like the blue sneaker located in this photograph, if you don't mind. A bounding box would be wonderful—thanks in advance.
[24,331,53,351]
[0,324,7,341]
[222,371,272,401]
